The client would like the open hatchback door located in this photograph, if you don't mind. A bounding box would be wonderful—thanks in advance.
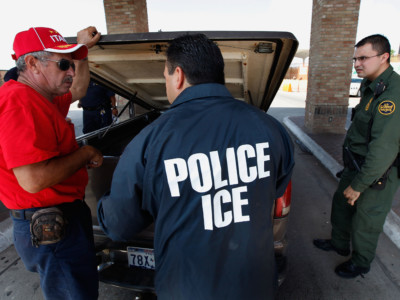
[67,31,298,296]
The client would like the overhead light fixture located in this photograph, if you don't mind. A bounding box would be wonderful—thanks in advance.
[255,42,273,53]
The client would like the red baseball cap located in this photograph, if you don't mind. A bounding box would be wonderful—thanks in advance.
[12,27,88,61]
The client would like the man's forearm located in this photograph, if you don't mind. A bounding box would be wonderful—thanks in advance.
[70,58,90,102]
[12,145,102,193]
[70,26,101,102]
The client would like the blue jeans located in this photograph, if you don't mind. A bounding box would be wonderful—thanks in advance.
[12,200,99,300]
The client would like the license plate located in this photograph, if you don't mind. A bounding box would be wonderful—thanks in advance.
[127,247,155,270]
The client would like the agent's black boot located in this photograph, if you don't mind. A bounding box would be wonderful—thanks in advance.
[313,239,350,256]
[335,260,370,278]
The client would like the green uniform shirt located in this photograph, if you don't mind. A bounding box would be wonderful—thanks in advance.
[345,65,400,192]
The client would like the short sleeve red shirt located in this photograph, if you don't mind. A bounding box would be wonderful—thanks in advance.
[0,80,88,209]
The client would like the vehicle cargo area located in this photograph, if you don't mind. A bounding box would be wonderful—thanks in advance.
[69,31,298,293]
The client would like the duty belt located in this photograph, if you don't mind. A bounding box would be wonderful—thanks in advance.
[343,147,365,171]
[82,105,102,111]
[82,103,110,111]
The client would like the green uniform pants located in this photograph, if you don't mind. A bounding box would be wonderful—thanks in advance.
[331,167,400,268]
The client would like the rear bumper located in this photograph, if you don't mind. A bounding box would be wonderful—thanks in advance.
[97,246,288,291]
[99,259,156,293]
[96,233,289,292]
[96,236,156,293]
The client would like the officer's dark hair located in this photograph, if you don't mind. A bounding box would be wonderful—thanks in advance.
[166,33,225,85]
[355,34,391,63]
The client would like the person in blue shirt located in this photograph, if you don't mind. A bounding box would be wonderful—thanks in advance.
[78,80,117,133]
[97,33,294,299]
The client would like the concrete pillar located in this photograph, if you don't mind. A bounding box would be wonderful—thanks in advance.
[103,0,149,34]
[305,0,360,134]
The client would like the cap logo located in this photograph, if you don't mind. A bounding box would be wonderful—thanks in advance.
[378,100,395,115]
[49,34,67,43]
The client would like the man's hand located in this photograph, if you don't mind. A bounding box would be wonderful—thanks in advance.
[343,185,361,206]
[112,108,118,116]
[77,26,101,49]
[84,145,103,169]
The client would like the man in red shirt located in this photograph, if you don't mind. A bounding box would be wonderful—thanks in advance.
[0,26,103,300]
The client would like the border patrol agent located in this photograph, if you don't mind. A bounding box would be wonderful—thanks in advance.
[314,34,400,278]
[98,34,294,299]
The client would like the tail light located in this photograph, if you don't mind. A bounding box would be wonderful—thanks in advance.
[274,181,292,218]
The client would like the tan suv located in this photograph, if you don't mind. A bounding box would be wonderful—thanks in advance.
[70,30,298,297]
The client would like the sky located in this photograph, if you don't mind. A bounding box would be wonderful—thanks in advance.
[0,0,398,70]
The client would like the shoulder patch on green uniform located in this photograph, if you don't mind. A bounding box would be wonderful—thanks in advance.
[378,100,395,115]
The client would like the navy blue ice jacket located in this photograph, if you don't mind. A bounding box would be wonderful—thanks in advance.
[98,83,294,299]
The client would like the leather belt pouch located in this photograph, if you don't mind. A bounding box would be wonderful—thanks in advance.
[30,207,66,247]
